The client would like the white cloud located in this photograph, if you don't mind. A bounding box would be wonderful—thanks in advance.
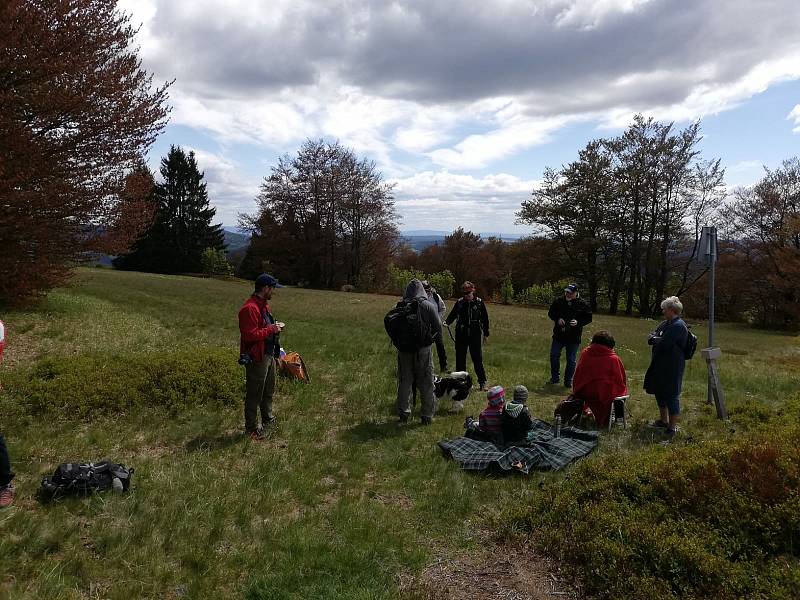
[184,149,260,225]
[789,104,800,134]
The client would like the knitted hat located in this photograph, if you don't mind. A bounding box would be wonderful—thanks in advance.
[513,385,529,405]
[487,385,505,407]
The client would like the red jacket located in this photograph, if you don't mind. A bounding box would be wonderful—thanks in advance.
[238,295,279,363]
[572,344,628,426]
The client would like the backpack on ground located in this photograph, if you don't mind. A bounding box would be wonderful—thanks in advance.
[40,461,133,500]
[684,330,698,359]
[384,299,432,352]
[279,351,310,383]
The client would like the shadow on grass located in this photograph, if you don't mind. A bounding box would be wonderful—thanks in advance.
[345,419,419,443]
[185,430,244,452]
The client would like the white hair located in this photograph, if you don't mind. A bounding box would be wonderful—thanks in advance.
[661,296,683,315]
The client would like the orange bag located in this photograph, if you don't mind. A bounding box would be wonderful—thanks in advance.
[279,352,310,383]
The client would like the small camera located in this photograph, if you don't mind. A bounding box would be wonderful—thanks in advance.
[238,353,252,365]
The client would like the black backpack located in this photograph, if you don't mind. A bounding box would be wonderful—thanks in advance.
[684,330,698,360]
[384,299,432,352]
[40,461,134,500]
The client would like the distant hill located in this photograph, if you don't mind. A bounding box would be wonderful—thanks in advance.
[224,230,250,253]
[401,231,526,252]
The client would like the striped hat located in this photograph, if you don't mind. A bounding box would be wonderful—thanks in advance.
[487,385,505,407]
[513,385,529,405]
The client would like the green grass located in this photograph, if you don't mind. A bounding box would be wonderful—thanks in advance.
[0,268,798,599]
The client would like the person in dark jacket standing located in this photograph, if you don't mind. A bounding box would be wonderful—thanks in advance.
[396,279,443,425]
[446,281,490,390]
[547,283,592,388]
[422,280,448,372]
[644,296,689,438]
[238,273,284,441]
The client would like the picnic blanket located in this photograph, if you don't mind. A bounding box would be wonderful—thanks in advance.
[438,419,599,474]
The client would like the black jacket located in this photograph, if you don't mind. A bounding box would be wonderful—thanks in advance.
[446,297,489,340]
[548,296,592,344]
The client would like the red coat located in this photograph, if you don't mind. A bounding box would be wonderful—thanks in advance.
[572,344,628,426]
[238,295,279,363]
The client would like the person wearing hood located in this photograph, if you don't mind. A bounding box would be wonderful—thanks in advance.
[394,279,443,425]
[571,331,628,427]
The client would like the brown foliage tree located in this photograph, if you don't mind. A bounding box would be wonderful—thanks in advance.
[0,0,170,305]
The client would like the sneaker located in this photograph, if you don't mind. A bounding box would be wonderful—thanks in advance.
[0,484,16,508]
[249,428,266,441]
[399,413,410,424]
[666,426,681,438]
[420,416,432,425]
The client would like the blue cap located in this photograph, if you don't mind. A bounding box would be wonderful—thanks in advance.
[255,273,283,289]
[564,283,578,293]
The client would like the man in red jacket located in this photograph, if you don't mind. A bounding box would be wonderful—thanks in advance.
[239,273,284,441]
[571,330,628,427]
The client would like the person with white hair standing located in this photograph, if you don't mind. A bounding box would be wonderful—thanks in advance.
[644,296,689,438]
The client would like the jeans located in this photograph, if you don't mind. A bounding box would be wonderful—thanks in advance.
[550,340,580,385]
[397,346,436,419]
[0,433,14,487]
[655,394,681,416]
[244,357,276,432]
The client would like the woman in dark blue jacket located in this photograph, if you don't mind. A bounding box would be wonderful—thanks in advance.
[644,296,689,438]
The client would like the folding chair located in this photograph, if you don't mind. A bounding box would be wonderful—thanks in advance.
[608,395,630,431]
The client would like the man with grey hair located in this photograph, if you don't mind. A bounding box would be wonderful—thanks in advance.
[644,296,689,438]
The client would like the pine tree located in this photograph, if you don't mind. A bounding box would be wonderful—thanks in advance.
[114,146,225,273]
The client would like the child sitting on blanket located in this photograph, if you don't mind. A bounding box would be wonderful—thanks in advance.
[502,385,534,445]
[464,386,505,443]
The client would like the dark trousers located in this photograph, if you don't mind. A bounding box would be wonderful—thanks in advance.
[0,433,14,487]
[434,335,448,371]
[455,334,486,386]
[550,339,580,385]
[244,357,276,432]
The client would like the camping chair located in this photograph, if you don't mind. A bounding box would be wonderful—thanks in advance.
[607,395,629,431]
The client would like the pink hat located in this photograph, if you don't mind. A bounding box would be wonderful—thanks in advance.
[486,385,505,407]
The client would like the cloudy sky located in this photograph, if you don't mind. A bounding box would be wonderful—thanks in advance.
[119,0,800,234]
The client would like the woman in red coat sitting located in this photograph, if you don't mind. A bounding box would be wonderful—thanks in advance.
[571,330,628,426]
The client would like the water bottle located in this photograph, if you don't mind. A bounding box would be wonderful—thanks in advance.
[111,477,123,493]
[555,415,562,438]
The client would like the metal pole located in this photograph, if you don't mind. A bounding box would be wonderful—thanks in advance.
[706,227,716,405]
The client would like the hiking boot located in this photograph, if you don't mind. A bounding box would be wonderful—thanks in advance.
[0,484,15,508]
[249,428,266,442]
[420,416,432,425]
[399,413,410,424]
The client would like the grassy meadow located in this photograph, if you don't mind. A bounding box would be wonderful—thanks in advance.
[0,268,798,599]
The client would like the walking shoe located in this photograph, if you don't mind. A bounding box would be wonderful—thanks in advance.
[648,419,669,429]
[249,428,266,441]
[420,416,432,425]
[665,426,681,439]
[0,484,16,508]
[399,413,410,424]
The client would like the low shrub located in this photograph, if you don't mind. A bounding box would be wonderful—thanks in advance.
[516,279,571,306]
[2,347,243,419]
[505,424,800,599]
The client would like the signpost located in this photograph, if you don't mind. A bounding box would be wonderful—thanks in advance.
[699,226,727,420]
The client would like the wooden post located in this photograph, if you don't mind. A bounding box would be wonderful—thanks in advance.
[701,347,727,420]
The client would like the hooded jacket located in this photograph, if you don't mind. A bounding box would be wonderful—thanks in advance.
[402,279,443,348]
[572,343,628,426]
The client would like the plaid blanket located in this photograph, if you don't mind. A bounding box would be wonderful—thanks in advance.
[438,419,599,474]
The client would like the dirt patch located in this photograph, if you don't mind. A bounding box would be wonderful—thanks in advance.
[368,490,414,510]
[410,543,581,600]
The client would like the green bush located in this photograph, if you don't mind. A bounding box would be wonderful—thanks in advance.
[201,247,233,278]
[499,274,515,305]
[2,347,243,419]
[386,266,455,298]
[505,423,800,599]
[516,279,571,306]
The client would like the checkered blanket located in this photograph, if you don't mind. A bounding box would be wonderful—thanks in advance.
[438,419,599,474]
